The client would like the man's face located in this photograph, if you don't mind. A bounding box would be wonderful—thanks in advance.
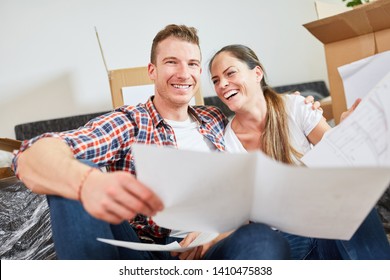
[148,37,202,107]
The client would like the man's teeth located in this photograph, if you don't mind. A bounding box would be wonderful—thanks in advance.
[173,84,191,89]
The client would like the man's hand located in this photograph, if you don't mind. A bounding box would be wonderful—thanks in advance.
[80,170,164,224]
[293,91,322,111]
[304,95,322,111]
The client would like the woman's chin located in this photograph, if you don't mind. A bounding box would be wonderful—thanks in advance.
[224,100,240,112]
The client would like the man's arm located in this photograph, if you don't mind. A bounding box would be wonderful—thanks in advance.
[17,137,163,224]
[17,137,87,198]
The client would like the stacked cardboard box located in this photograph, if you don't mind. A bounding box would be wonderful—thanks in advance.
[304,0,390,124]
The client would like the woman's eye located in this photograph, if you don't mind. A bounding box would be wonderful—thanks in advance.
[212,79,218,85]
[227,71,236,76]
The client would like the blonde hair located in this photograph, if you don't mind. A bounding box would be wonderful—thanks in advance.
[209,44,302,164]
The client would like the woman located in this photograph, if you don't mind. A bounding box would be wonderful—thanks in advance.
[207,44,390,260]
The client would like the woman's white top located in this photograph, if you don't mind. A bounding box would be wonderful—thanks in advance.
[224,94,323,158]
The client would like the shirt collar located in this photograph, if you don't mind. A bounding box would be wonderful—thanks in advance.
[188,105,209,125]
[145,97,165,127]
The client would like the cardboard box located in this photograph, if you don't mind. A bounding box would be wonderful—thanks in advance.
[0,138,21,180]
[0,167,15,180]
[0,138,21,153]
[304,0,390,124]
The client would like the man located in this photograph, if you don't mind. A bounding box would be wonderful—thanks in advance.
[13,24,290,260]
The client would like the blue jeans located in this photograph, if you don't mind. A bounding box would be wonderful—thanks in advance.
[281,208,390,260]
[47,195,290,259]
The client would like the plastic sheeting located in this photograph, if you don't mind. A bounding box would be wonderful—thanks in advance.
[0,177,56,259]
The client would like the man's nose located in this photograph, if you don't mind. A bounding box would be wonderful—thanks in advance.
[176,64,191,79]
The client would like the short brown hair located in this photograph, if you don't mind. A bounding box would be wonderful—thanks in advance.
[150,24,200,64]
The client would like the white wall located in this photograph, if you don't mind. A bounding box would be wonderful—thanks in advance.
[0,0,341,138]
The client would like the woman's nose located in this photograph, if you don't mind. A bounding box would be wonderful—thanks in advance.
[220,78,229,88]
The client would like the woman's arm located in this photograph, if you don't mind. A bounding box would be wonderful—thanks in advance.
[306,118,332,145]
[307,98,362,145]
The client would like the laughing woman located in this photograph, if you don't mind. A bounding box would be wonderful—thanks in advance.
[208,44,390,260]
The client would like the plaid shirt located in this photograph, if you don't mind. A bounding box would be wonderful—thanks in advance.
[13,97,228,242]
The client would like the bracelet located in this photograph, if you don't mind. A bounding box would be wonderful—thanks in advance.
[77,167,95,202]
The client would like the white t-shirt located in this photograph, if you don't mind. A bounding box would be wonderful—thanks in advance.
[165,116,217,152]
[224,95,323,157]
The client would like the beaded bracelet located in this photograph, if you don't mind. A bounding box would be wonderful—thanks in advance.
[77,167,95,201]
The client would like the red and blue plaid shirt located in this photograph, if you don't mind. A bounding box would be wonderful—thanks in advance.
[13,97,228,241]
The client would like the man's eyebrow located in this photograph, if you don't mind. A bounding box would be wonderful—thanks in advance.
[162,56,178,61]
[162,57,200,64]
[189,59,201,64]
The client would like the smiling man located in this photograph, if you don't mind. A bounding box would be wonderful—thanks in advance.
[149,36,202,117]
[12,24,290,260]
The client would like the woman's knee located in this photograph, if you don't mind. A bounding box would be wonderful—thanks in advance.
[235,223,277,239]
[234,223,290,259]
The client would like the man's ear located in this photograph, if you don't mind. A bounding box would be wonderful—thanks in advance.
[148,63,156,80]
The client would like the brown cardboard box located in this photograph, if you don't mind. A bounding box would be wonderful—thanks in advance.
[0,138,21,153]
[0,167,14,179]
[0,138,21,179]
[304,0,390,124]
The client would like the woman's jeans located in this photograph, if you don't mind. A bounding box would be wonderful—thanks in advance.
[47,195,290,260]
[281,208,390,260]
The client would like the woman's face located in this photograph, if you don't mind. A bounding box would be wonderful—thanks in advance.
[210,52,263,112]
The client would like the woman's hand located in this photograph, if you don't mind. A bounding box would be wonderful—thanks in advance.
[170,231,235,260]
[199,231,233,258]
[171,232,203,260]
[340,98,361,123]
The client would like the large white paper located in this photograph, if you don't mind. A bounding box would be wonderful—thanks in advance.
[302,71,390,167]
[97,232,218,252]
[132,144,390,240]
[338,50,390,108]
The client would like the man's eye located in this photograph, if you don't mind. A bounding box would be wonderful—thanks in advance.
[212,79,218,85]
[166,60,176,64]
[227,71,236,76]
